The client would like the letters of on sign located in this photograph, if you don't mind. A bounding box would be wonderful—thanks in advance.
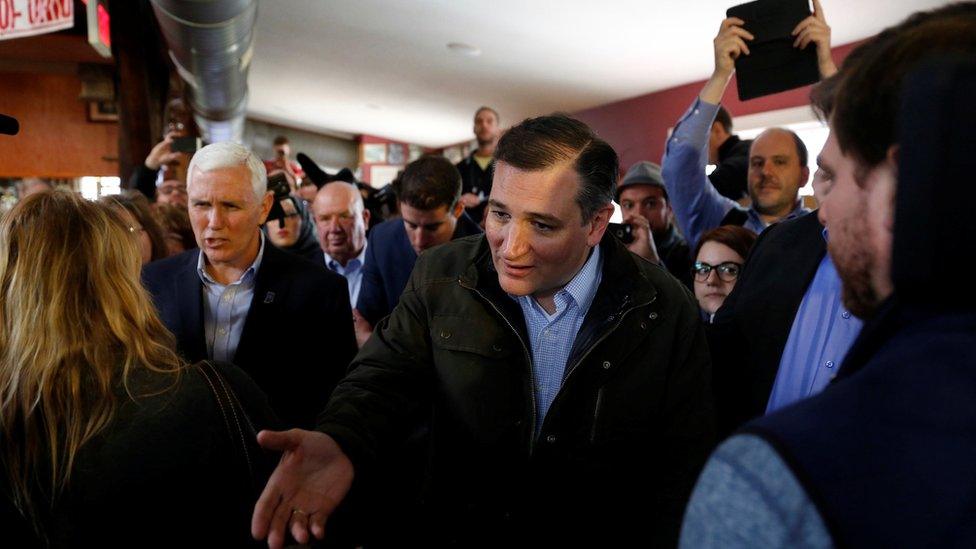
[0,0,74,41]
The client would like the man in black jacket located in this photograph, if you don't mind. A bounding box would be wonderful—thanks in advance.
[142,142,357,429]
[455,106,501,223]
[251,114,713,548]
[617,160,693,288]
[707,106,752,201]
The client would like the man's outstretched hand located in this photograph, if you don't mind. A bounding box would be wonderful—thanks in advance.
[251,429,354,548]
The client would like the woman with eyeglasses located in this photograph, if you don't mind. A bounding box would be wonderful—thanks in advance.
[100,191,168,265]
[692,225,757,322]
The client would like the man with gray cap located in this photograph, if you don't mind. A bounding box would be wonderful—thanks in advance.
[618,161,692,287]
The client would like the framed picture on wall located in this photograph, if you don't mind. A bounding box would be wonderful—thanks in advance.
[387,143,405,165]
[87,100,118,123]
[362,143,387,164]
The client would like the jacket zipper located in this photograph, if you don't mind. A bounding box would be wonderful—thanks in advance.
[469,286,538,456]
[550,294,658,434]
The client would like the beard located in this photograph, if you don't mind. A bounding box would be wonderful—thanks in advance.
[829,216,881,319]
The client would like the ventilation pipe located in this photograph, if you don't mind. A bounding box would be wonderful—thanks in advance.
[150,0,257,143]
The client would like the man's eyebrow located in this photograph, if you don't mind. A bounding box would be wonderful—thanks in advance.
[526,212,562,225]
[487,199,508,210]
[816,155,833,170]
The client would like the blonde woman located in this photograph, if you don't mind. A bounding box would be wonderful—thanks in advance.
[0,190,276,546]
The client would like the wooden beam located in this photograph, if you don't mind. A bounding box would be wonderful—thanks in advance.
[109,0,169,184]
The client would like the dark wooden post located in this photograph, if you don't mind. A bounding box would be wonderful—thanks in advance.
[108,0,169,185]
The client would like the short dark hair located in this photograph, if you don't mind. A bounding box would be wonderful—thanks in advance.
[475,106,499,121]
[393,155,461,211]
[714,106,733,133]
[272,135,289,146]
[494,113,618,222]
[694,225,758,262]
[811,2,976,172]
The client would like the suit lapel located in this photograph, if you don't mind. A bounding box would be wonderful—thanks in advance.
[752,212,827,403]
[234,245,288,365]
[177,253,208,361]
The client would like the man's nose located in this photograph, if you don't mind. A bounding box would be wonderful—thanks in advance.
[500,223,529,259]
[208,208,224,228]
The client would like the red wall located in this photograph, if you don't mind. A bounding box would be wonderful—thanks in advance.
[573,41,864,171]
[0,71,118,178]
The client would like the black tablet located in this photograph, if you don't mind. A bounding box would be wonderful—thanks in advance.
[726,0,820,100]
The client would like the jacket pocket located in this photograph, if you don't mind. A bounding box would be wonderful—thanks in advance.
[430,314,515,359]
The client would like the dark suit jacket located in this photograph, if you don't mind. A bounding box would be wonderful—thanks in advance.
[142,243,358,429]
[707,210,826,438]
[356,212,482,324]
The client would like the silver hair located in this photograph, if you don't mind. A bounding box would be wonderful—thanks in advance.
[187,141,267,201]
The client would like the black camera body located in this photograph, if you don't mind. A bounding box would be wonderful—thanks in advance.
[265,172,294,228]
[608,222,635,244]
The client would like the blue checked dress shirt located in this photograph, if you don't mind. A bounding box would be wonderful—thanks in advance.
[197,232,266,363]
[514,245,603,434]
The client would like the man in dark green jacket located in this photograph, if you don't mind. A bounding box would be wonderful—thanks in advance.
[252,114,714,548]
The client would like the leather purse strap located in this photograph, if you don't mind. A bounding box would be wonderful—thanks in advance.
[195,361,258,479]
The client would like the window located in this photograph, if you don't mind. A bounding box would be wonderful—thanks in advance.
[79,176,121,200]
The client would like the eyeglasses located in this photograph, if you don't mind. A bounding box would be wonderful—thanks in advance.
[693,261,742,282]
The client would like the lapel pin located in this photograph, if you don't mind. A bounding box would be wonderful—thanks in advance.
[264,291,275,304]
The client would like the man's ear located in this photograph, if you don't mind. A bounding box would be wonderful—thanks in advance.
[801,165,811,187]
[258,191,274,225]
[586,203,615,247]
[452,201,464,218]
[362,207,371,226]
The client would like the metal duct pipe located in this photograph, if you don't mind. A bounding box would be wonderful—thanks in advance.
[150,0,257,143]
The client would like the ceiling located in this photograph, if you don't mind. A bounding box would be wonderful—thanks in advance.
[247,0,951,148]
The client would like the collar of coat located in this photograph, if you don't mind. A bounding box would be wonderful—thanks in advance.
[458,230,660,324]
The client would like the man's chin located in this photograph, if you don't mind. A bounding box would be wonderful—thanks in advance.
[496,275,534,298]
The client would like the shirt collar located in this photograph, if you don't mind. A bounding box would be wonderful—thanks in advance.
[324,240,367,270]
[748,200,810,227]
[513,244,603,317]
[197,231,266,286]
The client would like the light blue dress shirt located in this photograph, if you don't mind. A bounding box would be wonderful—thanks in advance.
[197,232,266,363]
[325,241,367,307]
[662,97,809,247]
[514,246,603,434]
[766,243,863,412]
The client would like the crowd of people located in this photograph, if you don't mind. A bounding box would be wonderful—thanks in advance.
[1,2,975,547]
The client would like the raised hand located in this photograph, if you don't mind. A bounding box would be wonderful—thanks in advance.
[793,0,837,78]
[623,214,661,265]
[144,132,182,171]
[701,17,755,104]
[251,429,354,548]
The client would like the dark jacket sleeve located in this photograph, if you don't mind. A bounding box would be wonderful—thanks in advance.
[656,280,716,544]
[316,258,434,470]
[355,232,389,326]
[128,164,159,202]
[707,154,749,201]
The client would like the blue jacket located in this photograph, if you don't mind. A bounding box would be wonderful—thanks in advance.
[356,212,482,324]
